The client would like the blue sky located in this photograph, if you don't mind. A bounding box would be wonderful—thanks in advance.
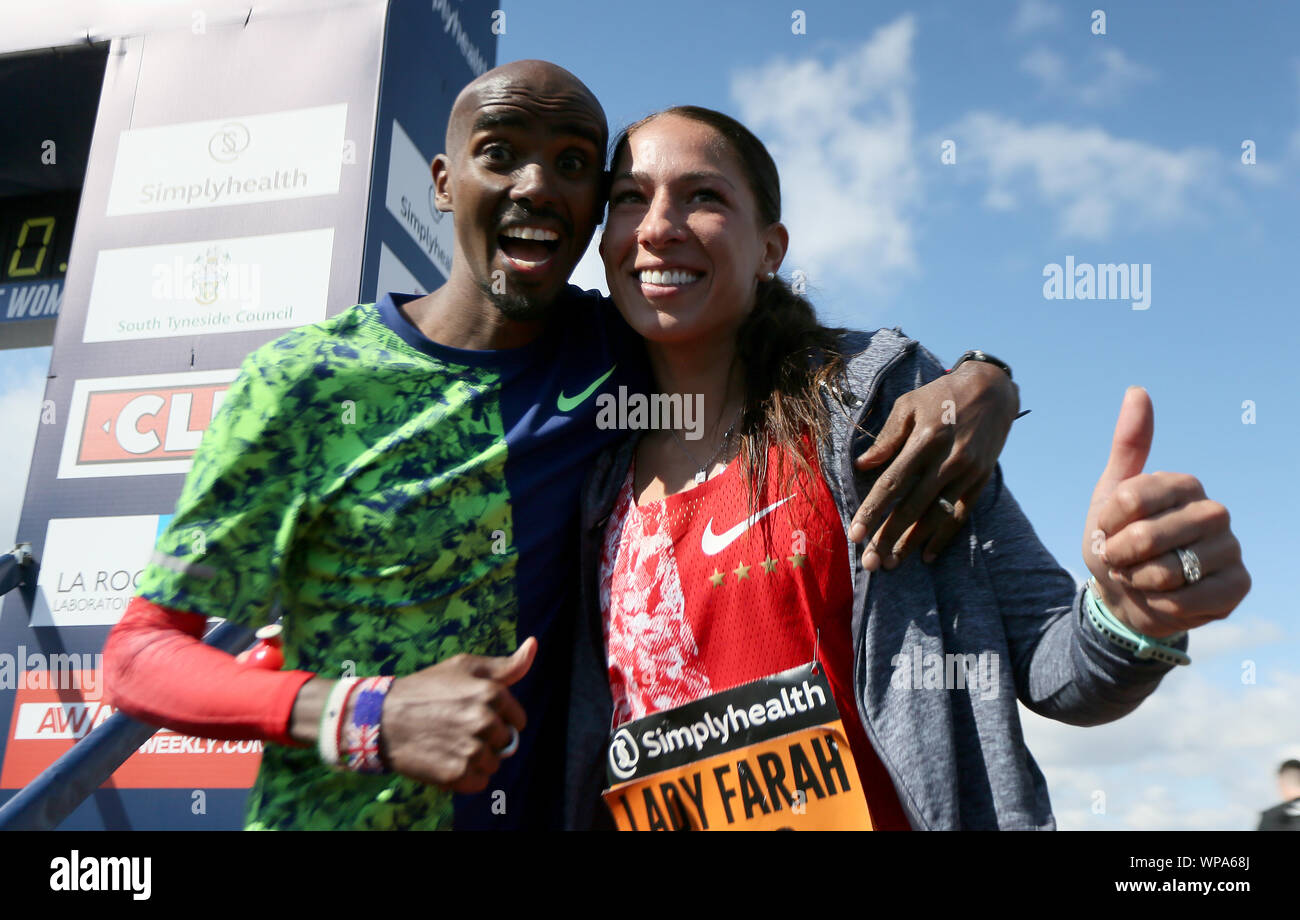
[2,0,1297,828]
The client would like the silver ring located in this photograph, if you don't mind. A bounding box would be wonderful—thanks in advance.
[1175,547,1202,586]
[937,498,957,516]
[498,726,520,758]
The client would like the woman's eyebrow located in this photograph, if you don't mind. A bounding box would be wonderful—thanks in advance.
[611,169,736,187]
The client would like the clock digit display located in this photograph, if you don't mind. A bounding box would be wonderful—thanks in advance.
[0,191,79,282]
[7,215,56,278]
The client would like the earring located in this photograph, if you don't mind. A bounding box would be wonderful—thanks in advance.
[764,271,775,281]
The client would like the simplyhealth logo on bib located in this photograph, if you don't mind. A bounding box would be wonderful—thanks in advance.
[603,663,874,830]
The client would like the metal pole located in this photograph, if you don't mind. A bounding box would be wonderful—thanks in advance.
[0,545,32,597]
[0,619,256,831]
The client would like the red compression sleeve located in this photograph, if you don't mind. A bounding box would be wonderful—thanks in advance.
[103,595,316,747]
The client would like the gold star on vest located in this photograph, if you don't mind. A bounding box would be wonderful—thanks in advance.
[761,555,778,573]
[708,568,725,587]
[788,553,806,569]
[733,561,751,580]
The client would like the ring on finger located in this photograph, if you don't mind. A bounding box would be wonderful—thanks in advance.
[1175,547,1202,586]
[937,497,957,516]
[498,725,520,758]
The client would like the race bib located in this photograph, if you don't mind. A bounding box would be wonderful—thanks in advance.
[603,662,874,830]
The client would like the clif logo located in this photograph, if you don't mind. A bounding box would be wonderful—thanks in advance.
[58,370,239,479]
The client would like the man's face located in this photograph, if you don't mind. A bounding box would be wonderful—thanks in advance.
[435,82,606,321]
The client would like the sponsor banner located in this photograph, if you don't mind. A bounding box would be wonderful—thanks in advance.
[384,118,454,280]
[58,369,238,479]
[106,103,347,216]
[603,663,874,830]
[376,241,428,298]
[0,279,62,321]
[29,514,172,627]
[1,670,261,789]
[82,228,333,342]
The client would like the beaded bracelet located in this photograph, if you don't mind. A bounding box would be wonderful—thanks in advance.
[1085,578,1190,666]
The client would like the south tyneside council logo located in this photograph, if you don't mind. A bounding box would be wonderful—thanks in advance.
[190,245,233,305]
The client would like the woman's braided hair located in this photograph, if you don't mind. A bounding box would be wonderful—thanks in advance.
[609,106,851,507]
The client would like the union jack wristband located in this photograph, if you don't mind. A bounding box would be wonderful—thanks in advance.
[342,676,395,774]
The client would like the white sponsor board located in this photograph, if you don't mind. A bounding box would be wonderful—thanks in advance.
[82,228,334,342]
[385,118,454,279]
[14,702,260,753]
[376,242,428,298]
[58,369,240,479]
[106,103,347,215]
[13,700,117,740]
[31,515,166,627]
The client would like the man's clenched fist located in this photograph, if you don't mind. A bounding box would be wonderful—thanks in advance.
[379,638,537,793]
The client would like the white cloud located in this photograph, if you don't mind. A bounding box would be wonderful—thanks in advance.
[0,355,48,549]
[1021,668,1300,829]
[1020,46,1066,86]
[1189,617,1289,660]
[1079,48,1155,105]
[729,16,921,297]
[1020,45,1154,106]
[1011,0,1063,35]
[947,112,1220,239]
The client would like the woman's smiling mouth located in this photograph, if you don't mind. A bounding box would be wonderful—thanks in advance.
[635,267,703,296]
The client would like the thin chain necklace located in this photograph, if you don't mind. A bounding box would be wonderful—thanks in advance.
[669,407,741,484]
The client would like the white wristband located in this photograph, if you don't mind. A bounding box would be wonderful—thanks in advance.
[318,677,360,769]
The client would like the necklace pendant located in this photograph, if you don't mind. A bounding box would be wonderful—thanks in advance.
[694,470,707,485]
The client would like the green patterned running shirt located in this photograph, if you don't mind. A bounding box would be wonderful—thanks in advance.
[136,289,639,829]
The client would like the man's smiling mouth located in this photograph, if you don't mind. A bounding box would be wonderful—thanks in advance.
[499,225,561,270]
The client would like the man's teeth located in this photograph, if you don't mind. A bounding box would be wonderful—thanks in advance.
[639,269,700,286]
[501,226,559,241]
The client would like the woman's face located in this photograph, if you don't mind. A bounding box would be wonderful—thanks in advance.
[601,115,786,347]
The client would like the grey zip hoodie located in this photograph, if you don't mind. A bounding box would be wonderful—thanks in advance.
[563,327,1186,830]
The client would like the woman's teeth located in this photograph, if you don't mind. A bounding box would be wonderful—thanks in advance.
[639,269,700,286]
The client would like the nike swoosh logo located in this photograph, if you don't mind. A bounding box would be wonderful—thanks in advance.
[701,495,794,556]
[557,364,617,413]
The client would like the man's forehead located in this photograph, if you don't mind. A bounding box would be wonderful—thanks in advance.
[445,63,606,154]
[473,79,603,121]
[469,101,605,146]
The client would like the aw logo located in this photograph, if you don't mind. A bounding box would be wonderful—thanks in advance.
[608,727,639,781]
[58,370,239,478]
[208,121,251,163]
